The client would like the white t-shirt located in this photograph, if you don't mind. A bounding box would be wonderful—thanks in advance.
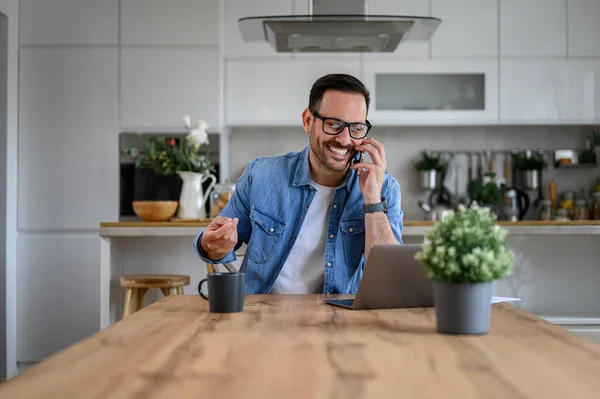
[270,182,336,294]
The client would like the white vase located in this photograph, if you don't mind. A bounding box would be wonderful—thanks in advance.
[177,171,217,219]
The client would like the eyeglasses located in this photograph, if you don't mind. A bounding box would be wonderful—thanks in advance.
[311,109,372,139]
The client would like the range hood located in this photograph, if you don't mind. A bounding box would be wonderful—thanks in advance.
[238,0,441,53]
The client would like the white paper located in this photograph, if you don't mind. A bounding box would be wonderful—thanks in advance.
[491,296,522,304]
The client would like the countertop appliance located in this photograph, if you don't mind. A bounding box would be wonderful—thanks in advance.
[238,0,441,53]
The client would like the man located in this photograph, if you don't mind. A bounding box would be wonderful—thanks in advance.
[193,73,404,294]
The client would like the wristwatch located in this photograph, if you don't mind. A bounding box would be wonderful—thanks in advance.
[363,197,387,214]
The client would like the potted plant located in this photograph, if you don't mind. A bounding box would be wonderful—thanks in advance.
[513,152,546,190]
[414,151,448,190]
[414,203,514,335]
[123,115,217,220]
[466,173,503,216]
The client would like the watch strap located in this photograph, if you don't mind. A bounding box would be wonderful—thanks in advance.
[363,197,387,213]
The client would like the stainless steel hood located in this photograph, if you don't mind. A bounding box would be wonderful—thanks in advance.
[238,0,441,53]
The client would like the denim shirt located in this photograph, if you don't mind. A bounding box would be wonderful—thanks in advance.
[193,145,404,294]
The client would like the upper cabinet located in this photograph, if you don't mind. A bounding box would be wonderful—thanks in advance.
[20,0,118,45]
[431,0,498,57]
[500,0,567,57]
[364,0,430,59]
[121,0,219,46]
[226,58,360,126]
[121,47,220,131]
[568,0,600,57]
[500,60,600,123]
[362,60,499,125]
[224,0,293,59]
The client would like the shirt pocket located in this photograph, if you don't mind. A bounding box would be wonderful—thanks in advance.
[248,208,286,264]
[340,217,365,268]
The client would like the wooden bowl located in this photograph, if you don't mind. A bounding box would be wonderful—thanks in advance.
[132,201,178,222]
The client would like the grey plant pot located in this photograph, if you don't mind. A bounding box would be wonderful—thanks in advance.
[433,280,493,335]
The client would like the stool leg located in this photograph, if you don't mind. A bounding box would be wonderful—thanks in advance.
[177,287,184,295]
[160,287,170,297]
[123,288,138,319]
[136,288,148,312]
[168,287,178,296]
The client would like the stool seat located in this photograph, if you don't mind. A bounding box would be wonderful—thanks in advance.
[119,274,190,319]
[120,274,190,289]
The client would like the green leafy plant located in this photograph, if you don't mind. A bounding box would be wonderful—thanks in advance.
[513,152,546,171]
[579,128,600,164]
[466,174,503,206]
[414,203,514,283]
[414,151,447,172]
[122,115,215,176]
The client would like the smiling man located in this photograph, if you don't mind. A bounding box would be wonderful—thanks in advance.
[194,73,404,294]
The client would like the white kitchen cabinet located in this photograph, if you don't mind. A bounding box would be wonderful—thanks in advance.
[431,0,497,57]
[18,48,119,231]
[363,0,430,59]
[224,0,293,59]
[121,0,219,46]
[120,47,220,130]
[226,58,360,126]
[500,60,600,123]
[500,0,567,57]
[568,0,600,57]
[17,234,100,361]
[20,0,118,45]
[362,59,499,125]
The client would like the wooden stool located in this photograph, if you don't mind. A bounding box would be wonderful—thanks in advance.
[120,274,190,319]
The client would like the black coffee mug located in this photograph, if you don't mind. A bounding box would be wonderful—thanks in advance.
[198,272,245,313]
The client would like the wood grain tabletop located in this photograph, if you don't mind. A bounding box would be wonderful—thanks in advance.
[2,294,600,399]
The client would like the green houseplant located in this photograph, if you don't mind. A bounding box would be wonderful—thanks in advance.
[415,152,448,190]
[414,203,514,335]
[513,152,546,190]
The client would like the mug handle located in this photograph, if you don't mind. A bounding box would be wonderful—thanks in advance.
[198,279,209,301]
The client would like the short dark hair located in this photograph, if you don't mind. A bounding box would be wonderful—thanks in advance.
[308,73,370,113]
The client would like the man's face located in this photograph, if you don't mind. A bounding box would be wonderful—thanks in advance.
[303,90,368,172]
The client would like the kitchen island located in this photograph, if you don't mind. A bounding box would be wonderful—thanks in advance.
[3,294,600,398]
[99,220,600,343]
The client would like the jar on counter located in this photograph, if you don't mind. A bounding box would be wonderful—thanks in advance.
[555,208,571,222]
[537,199,552,221]
[592,191,600,220]
[573,199,589,220]
[210,181,236,218]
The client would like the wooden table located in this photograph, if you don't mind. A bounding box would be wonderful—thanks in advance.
[3,294,600,398]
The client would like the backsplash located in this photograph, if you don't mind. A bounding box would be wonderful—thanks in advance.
[228,125,599,220]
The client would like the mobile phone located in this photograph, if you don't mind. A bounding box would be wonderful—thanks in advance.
[351,150,364,166]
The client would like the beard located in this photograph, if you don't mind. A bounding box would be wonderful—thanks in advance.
[309,126,356,172]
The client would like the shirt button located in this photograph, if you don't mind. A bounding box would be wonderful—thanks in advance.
[326,292,330,295]
[269,228,274,232]
[333,204,337,208]
[327,262,332,267]
[349,228,354,233]
[309,186,313,190]
[329,234,334,239]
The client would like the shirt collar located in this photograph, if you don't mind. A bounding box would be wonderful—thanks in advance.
[293,145,354,192]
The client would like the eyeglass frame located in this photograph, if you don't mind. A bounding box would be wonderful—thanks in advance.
[310,109,373,139]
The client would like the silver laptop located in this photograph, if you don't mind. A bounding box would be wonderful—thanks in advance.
[323,244,434,310]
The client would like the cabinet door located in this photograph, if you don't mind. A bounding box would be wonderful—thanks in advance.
[500,0,567,57]
[17,235,100,361]
[568,0,600,57]
[431,0,497,57]
[121,0,218,45]
[20,0,118,45]
[224,0,293,59]
[364,0,430,59]
[121,47,220,130]
[226,58,360,125]
[18,48,119,230]
[500,60,600,123]
[362,60,499,125]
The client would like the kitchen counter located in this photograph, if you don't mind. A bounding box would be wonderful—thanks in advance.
[3,295,600,398]
[100,220,600,237]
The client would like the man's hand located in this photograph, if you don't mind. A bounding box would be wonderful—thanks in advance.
[350,137,387,204]
[200,216,239,260]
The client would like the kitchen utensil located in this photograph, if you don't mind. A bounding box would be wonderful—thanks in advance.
[503,188,530,221]
[132,201,178,222]
[418,201,450,221]
[503,155,511,186]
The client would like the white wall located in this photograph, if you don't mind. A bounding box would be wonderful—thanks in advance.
[0,0,18,381]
